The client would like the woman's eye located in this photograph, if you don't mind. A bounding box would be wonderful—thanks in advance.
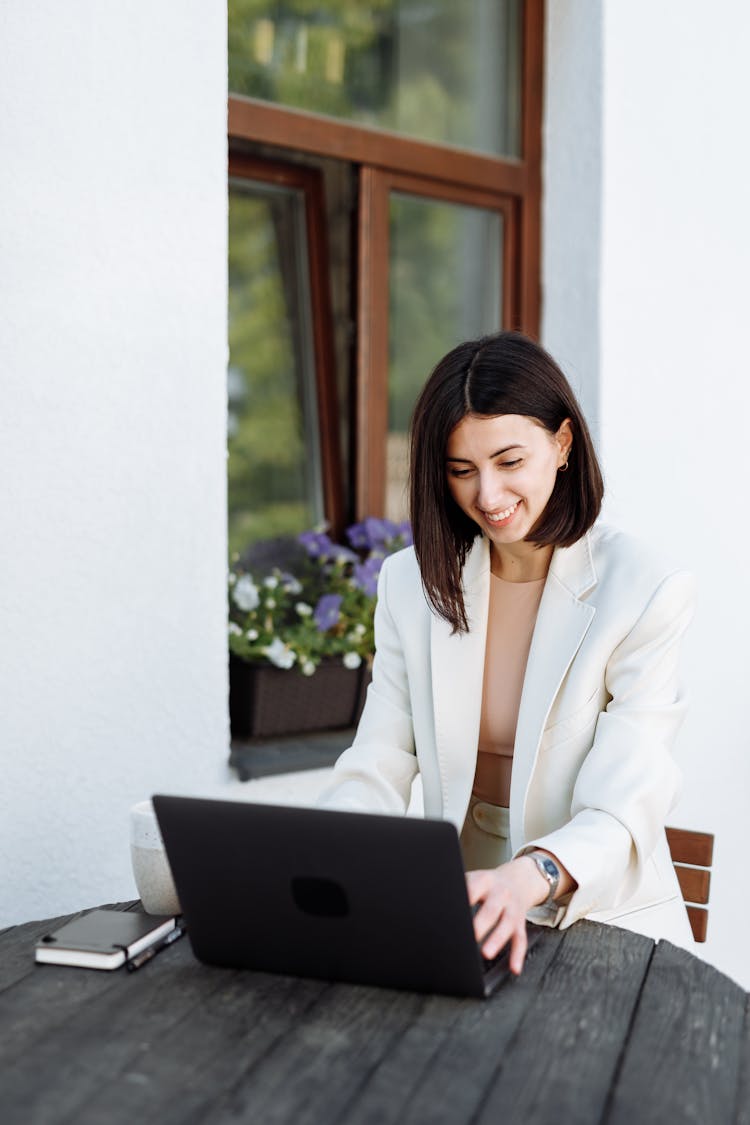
[448,468,473,478]
[499,459,522,469]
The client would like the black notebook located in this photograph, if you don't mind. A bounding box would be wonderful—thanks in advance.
[35,909,178,970]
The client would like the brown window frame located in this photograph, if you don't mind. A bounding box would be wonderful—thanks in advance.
[228,0,544,521]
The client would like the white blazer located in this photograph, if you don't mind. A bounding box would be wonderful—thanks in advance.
[320,523,696,945]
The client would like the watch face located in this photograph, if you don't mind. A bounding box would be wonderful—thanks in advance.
[530,854,559,900]
[540,856,559,879]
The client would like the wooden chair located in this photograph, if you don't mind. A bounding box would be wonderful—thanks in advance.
[665,827,714,942]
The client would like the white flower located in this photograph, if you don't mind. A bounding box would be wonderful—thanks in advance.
[233,575,260,612]
[354,623,367,637]
[295,602,313,617]
[228,573,237,586]
[265,638,296,669]
[246,628,259,641]
[284,578,303,595]
[263,575,279,589]
[228,622,242,636]
[265,598,276,609]
[343,651,362,670]
[301,660,316,676]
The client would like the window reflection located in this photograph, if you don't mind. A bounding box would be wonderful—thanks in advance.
[387,193,504,520]
[228,180,323,555]
[229,0,522,158]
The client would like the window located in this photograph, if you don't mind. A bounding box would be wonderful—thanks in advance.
[228,0,543,547]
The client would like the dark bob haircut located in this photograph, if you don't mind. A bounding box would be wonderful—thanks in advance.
[409,331,603,633]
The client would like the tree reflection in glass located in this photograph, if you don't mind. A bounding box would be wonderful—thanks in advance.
[228,181,323,555]
[229,0,522,159]
[386,192,503,520]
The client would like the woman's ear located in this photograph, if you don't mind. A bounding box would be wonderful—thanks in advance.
[556,418,573,462]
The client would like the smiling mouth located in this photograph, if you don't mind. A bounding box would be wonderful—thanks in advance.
[483,501,519,524]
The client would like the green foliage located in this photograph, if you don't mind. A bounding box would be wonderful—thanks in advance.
[228,0,510,152]
[228,188,316,553]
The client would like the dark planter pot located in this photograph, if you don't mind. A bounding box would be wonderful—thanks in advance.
[229,654,371,739]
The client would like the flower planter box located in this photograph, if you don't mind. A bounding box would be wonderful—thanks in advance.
[229,655,371,739]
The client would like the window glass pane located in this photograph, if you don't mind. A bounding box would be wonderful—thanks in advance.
[228,179,323,556]
[229,0,522,158]
[386,193,503,520]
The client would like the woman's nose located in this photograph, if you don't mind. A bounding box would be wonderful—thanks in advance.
[477,471,503,511]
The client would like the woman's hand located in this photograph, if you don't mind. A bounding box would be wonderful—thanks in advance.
[466,856,557,976]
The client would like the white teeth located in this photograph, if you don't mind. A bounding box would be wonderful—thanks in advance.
[485,502,518,522]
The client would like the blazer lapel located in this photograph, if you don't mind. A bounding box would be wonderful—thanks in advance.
[508,533,597,848]
[430,537,490,827]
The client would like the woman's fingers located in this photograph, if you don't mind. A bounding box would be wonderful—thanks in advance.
[479,907,525,961]
[466,869,503,941]
[465,866,531,974]
[508,926,529,976]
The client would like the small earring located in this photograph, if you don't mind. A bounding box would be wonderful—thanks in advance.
[558,460,569,473]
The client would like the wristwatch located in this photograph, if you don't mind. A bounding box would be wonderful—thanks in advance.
[526,851,560,906]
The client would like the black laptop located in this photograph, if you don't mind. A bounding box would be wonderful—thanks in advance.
[152,795,538,998]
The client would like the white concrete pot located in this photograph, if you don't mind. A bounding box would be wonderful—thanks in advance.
[129,799,181,916]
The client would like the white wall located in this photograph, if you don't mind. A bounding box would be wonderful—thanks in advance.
[544,1,750,988]
[0,2,230,925]
[599,0,750,989]
[542,0,603,432]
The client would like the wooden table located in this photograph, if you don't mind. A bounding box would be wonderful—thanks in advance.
[2,904,748,1124]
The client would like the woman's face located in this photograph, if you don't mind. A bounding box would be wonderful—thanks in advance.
[445,413,572,547]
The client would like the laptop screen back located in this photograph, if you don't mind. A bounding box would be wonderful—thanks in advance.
[153,795,495,998]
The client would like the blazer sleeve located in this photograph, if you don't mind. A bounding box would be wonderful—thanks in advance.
[514,568,696,929]
[316,555,419,815]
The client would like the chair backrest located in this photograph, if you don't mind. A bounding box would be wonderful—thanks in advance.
[665,827,714,942]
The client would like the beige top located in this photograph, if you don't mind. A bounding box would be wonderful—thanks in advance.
[473,572,546,807]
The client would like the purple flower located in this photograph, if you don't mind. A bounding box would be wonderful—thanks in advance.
[298,530,335,558]
[347,517,411,552]
[345,521,372,550]
[299,529,357,563]
[331,543,359,564]
[352,555,383,597]
[313,593,343,632]
[348,517,391,553]
[395,520,413,546]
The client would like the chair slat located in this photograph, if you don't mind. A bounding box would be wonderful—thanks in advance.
[686,904,708,943]
[665,827,713,942]
[674,864,711,905]
[665,827,714,867]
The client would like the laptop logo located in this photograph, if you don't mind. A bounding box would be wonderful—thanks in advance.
[291,876,349,918]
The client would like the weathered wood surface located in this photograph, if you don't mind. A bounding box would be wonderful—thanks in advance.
[733,990,750,1125]
[472,922,654,1125]
[0,909,746,1125]
[606,939,747,1125]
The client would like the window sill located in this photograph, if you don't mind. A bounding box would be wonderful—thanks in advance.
[229,728,353,782]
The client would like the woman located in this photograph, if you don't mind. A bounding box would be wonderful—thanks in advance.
[319,332,695,974]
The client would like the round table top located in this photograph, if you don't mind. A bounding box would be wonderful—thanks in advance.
[1,904,747,1125]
